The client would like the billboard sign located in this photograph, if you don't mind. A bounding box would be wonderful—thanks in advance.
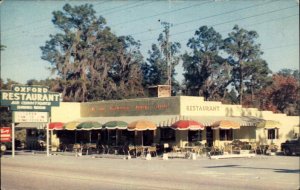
[0,127,12,142]
[13,111,49,123]
[0,85,60,111]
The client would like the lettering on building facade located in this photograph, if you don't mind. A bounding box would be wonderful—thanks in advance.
[186,105,220,112]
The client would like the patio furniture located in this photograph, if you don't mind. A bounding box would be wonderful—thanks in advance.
[73,143,82,153]
[135,146,147,157]
[191,146,203,155]
[172,145,181,153]
[147,146,157,157]
[128,146,136,156]
[223,144,233,154]
[62,144,74,152]
[208,146,222,157]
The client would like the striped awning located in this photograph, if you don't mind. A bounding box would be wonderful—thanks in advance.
[103,121,127,130]
[187,116,261,127]
[76,121,102,130]
[63,122,80,130]
[212,120,240,130]
[171,120,204,130]
[127,120,157,131]
[77,115,180,127]
[49,122,64,130]
[15,122,46,129]
[257,120,281,129]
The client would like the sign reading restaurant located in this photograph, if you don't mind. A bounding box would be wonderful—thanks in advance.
[0,85,60,111]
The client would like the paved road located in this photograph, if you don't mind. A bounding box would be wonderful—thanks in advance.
[1,153,299,190]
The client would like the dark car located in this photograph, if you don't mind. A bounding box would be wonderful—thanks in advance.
[281,137,300,156]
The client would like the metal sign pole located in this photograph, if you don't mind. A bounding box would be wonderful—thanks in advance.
[46,122,50,156]
[12,122,15,157]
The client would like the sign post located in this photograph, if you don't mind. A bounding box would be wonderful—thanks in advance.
[0,85,60,157]
[12,123,15,157]
[46,122,49,156]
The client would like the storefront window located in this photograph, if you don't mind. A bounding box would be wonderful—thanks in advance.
[188,131,202,142]
[267,129,278,139]
[160,128,175,141]
[220,129,233,141]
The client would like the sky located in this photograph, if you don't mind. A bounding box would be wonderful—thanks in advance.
[1,0,299,84]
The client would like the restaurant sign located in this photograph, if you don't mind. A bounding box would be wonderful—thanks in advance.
[81,97,180,117]
[13,111,49,123]
[0,85,60,111]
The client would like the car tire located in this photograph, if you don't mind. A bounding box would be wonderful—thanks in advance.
[1,144,7,154]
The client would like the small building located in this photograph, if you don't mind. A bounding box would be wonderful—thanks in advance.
[148,85,171,98]
[49,96,299,150]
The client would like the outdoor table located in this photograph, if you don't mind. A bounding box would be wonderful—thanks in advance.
[84,143,97,155]
[128,146,136,156]
[135,146,150,157]
[182,146,194,152]
[181,146,196,159]
[110,146,121,154]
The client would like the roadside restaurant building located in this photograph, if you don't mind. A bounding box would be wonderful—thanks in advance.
[48,95,299,152]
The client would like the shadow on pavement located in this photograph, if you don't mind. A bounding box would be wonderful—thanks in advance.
[205,165,300,174]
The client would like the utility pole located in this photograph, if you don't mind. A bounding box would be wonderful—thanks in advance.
[160,22,172,87]
[166,27,171,87]
[159,21,173,96]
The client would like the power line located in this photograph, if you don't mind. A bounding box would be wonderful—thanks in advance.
[98,1,141,14]
[127,0,279,36]
[111,1,213,27]
[166,13,299,48]
[5,11,298,51]
[137,6,298,44]
[2,1,145,37]
[2,1,108,33]
[170,5,298,38]
[103,1,154,16]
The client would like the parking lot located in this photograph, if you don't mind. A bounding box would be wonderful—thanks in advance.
[1,152,299,190]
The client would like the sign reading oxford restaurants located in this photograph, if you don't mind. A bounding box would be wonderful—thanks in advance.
[0,85,60,112]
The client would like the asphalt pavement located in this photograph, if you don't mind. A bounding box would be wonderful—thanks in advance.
[1,152,299,190]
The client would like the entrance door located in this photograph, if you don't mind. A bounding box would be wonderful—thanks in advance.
[206,127,213,147]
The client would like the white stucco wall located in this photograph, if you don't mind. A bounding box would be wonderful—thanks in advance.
[51,102,81,123]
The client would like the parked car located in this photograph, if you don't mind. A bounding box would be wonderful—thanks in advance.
[281,137,300,155]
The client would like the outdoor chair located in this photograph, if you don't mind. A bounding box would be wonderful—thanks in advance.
[147,146,157,157]
[64,144,74,152]
[73,144,82,153]
[128,146,136,156]
[268,144,278,153]
[120,145,129,155]
[249,142,258,154]
[192,146,205,156]
[208,146,222,157]
[172,146,181,153]
[191,146,200,154]
[223,144,233,154]
[102,145,110,154]
[135,146,146,157]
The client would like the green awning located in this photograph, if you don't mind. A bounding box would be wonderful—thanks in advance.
[103,121,127,130]
[76,121,102,130]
